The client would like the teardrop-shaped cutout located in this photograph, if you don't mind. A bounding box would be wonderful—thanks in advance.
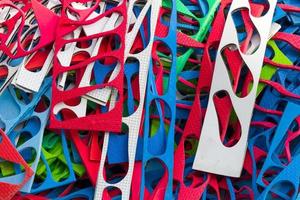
[54,87,120,121]
[213,90,241,147]
[221,44,254,97]
[231,8,261,54]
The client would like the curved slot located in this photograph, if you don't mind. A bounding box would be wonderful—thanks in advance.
[213,90,241,147]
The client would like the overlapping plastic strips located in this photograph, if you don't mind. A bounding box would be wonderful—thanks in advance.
[0,0,300,199]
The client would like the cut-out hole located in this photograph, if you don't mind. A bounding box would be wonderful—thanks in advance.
[19,147,37,164]
[16,131,33,147]
[34,95,50,113]
[0,24,8,34]
[213,90,241,147]
[249,0,270,17]
[98,34,121,53]
[151,41,173,95]
[90,56,120,87]
[0,65,8,88]
[158,0,172,38]
[231,8,261,54]
[147,99,171,155]
[262,166,282,186]
[24,47,51,72]
[21,26,41,51]
[123,58,140,117]
[144,158,168,198]
[221,44,254,97]
[54,87,120,121]
[0,6,19,23]
[129,3,152,54]
[103,130,129,184]
[266,181,295,200]
[103,186,122,200]
[14,87,33,105]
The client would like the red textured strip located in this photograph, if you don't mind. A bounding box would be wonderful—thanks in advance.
[0,129,33,200]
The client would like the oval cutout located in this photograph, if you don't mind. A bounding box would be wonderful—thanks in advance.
[213,90,241,147]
